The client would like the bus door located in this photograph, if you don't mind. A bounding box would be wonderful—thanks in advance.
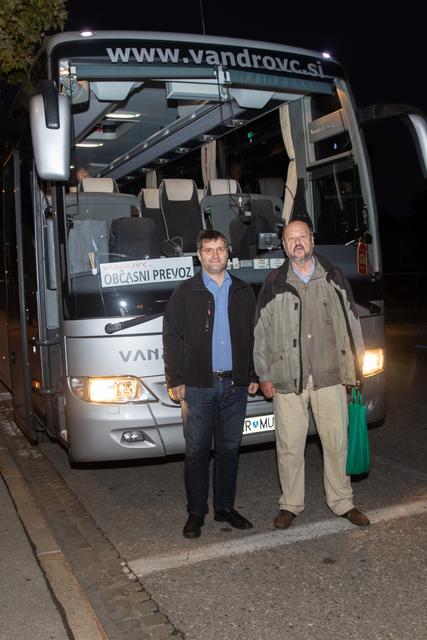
[2,152,36,440]
[0,165,11,389]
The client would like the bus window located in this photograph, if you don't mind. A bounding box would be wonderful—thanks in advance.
[310,158,365,244]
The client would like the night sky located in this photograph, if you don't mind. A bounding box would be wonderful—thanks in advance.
[65,0,426,112]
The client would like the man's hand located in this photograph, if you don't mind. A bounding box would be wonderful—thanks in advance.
[168,385,186,402]
[260,381,277,399]
[247,382,259,395]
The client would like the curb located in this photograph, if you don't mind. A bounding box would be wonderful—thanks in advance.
[0,439,109,640]
[0,395,185,639]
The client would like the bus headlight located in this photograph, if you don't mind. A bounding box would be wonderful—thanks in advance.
[362,348,384,377]
[69,376,157,403]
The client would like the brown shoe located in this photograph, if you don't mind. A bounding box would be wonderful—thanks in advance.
[341,507,370,527]
[274,509,296,529]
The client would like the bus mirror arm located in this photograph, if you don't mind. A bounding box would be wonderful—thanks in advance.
[358,103,427,179]
[105,312,163,334]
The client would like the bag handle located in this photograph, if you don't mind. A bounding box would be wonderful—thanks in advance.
[350,386,363,405]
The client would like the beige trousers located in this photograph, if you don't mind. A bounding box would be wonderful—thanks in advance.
[273,378,354,516]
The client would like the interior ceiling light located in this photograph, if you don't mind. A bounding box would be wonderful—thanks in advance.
[106,111,141,120]
[75,142,103,148]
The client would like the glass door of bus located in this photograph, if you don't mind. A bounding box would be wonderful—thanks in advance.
[2,152,36,440]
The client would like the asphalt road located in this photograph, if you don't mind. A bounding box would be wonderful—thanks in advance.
[32,326,427,639]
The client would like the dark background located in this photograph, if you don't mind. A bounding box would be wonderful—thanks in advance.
[65,1,427,113]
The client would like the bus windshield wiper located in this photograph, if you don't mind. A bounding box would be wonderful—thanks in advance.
[104,312,163,334]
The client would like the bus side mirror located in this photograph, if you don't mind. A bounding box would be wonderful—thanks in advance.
[359,103,427,179]
[30,80,70,181]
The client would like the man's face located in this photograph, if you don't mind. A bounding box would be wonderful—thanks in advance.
[283,221,314,265]
[198,238,229,275]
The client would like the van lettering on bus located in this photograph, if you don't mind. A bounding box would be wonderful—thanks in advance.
[106,47,179,63]
[100,257,194,288]
[103,271,149,285]
[105,46,326,79]
[119,348,163,362]
[188,49,204,64]
[151,267,191,280]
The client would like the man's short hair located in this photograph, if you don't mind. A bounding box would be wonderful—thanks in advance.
[196,229,228,251]
[283,215,313,237]
[290,214,313,229]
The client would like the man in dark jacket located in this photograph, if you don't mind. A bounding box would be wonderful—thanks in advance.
[163,229,258,538]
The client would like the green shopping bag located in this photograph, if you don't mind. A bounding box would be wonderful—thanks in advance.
[346,387,370,475]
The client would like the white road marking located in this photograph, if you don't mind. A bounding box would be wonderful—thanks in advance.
[129,499,427,577]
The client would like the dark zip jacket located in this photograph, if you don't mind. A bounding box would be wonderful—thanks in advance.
[163,270,257,388]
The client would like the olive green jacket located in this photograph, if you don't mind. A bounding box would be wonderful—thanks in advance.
[254,253,364,394]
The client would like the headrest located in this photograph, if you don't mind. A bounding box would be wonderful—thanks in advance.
[161,179,197,202]
[79,178,118,193]
[197,189,204,203]
[258,177,284,199]
[139,188,160,209]
[207,179,241,195]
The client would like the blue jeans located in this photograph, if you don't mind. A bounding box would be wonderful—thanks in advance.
[181,377,248,516]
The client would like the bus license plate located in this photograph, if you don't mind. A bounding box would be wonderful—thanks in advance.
[243,414,275,434]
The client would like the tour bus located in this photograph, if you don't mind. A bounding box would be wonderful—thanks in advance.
[1,31,426,462]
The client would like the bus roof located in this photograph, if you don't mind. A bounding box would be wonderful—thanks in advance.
[44,30,339,65]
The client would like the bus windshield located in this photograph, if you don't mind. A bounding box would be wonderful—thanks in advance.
[50,37,366,320]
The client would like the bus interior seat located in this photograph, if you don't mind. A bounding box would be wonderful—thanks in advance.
[257,177,284,199]
[78,177,119,193]
[159,179,203,253]
[201,180,243,242]
[229,198,279,259]
[109,217,160,261]
[68,219,109,275]
[205,179,242,196]
[200,194,240,242]
[197,189,204,203]
[66,191,141,270]
[65,192,141,227]
[139,188,168,246]
[251,193,284,221]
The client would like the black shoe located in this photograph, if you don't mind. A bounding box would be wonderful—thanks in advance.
[214,508,253,529]
[183,513,204,539]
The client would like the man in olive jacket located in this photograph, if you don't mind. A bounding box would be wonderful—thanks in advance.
[254,219,370,529]
[163,229,258,539]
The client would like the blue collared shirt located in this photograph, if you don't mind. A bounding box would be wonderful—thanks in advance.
[202,270,233,371]
[292,257,316,284]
